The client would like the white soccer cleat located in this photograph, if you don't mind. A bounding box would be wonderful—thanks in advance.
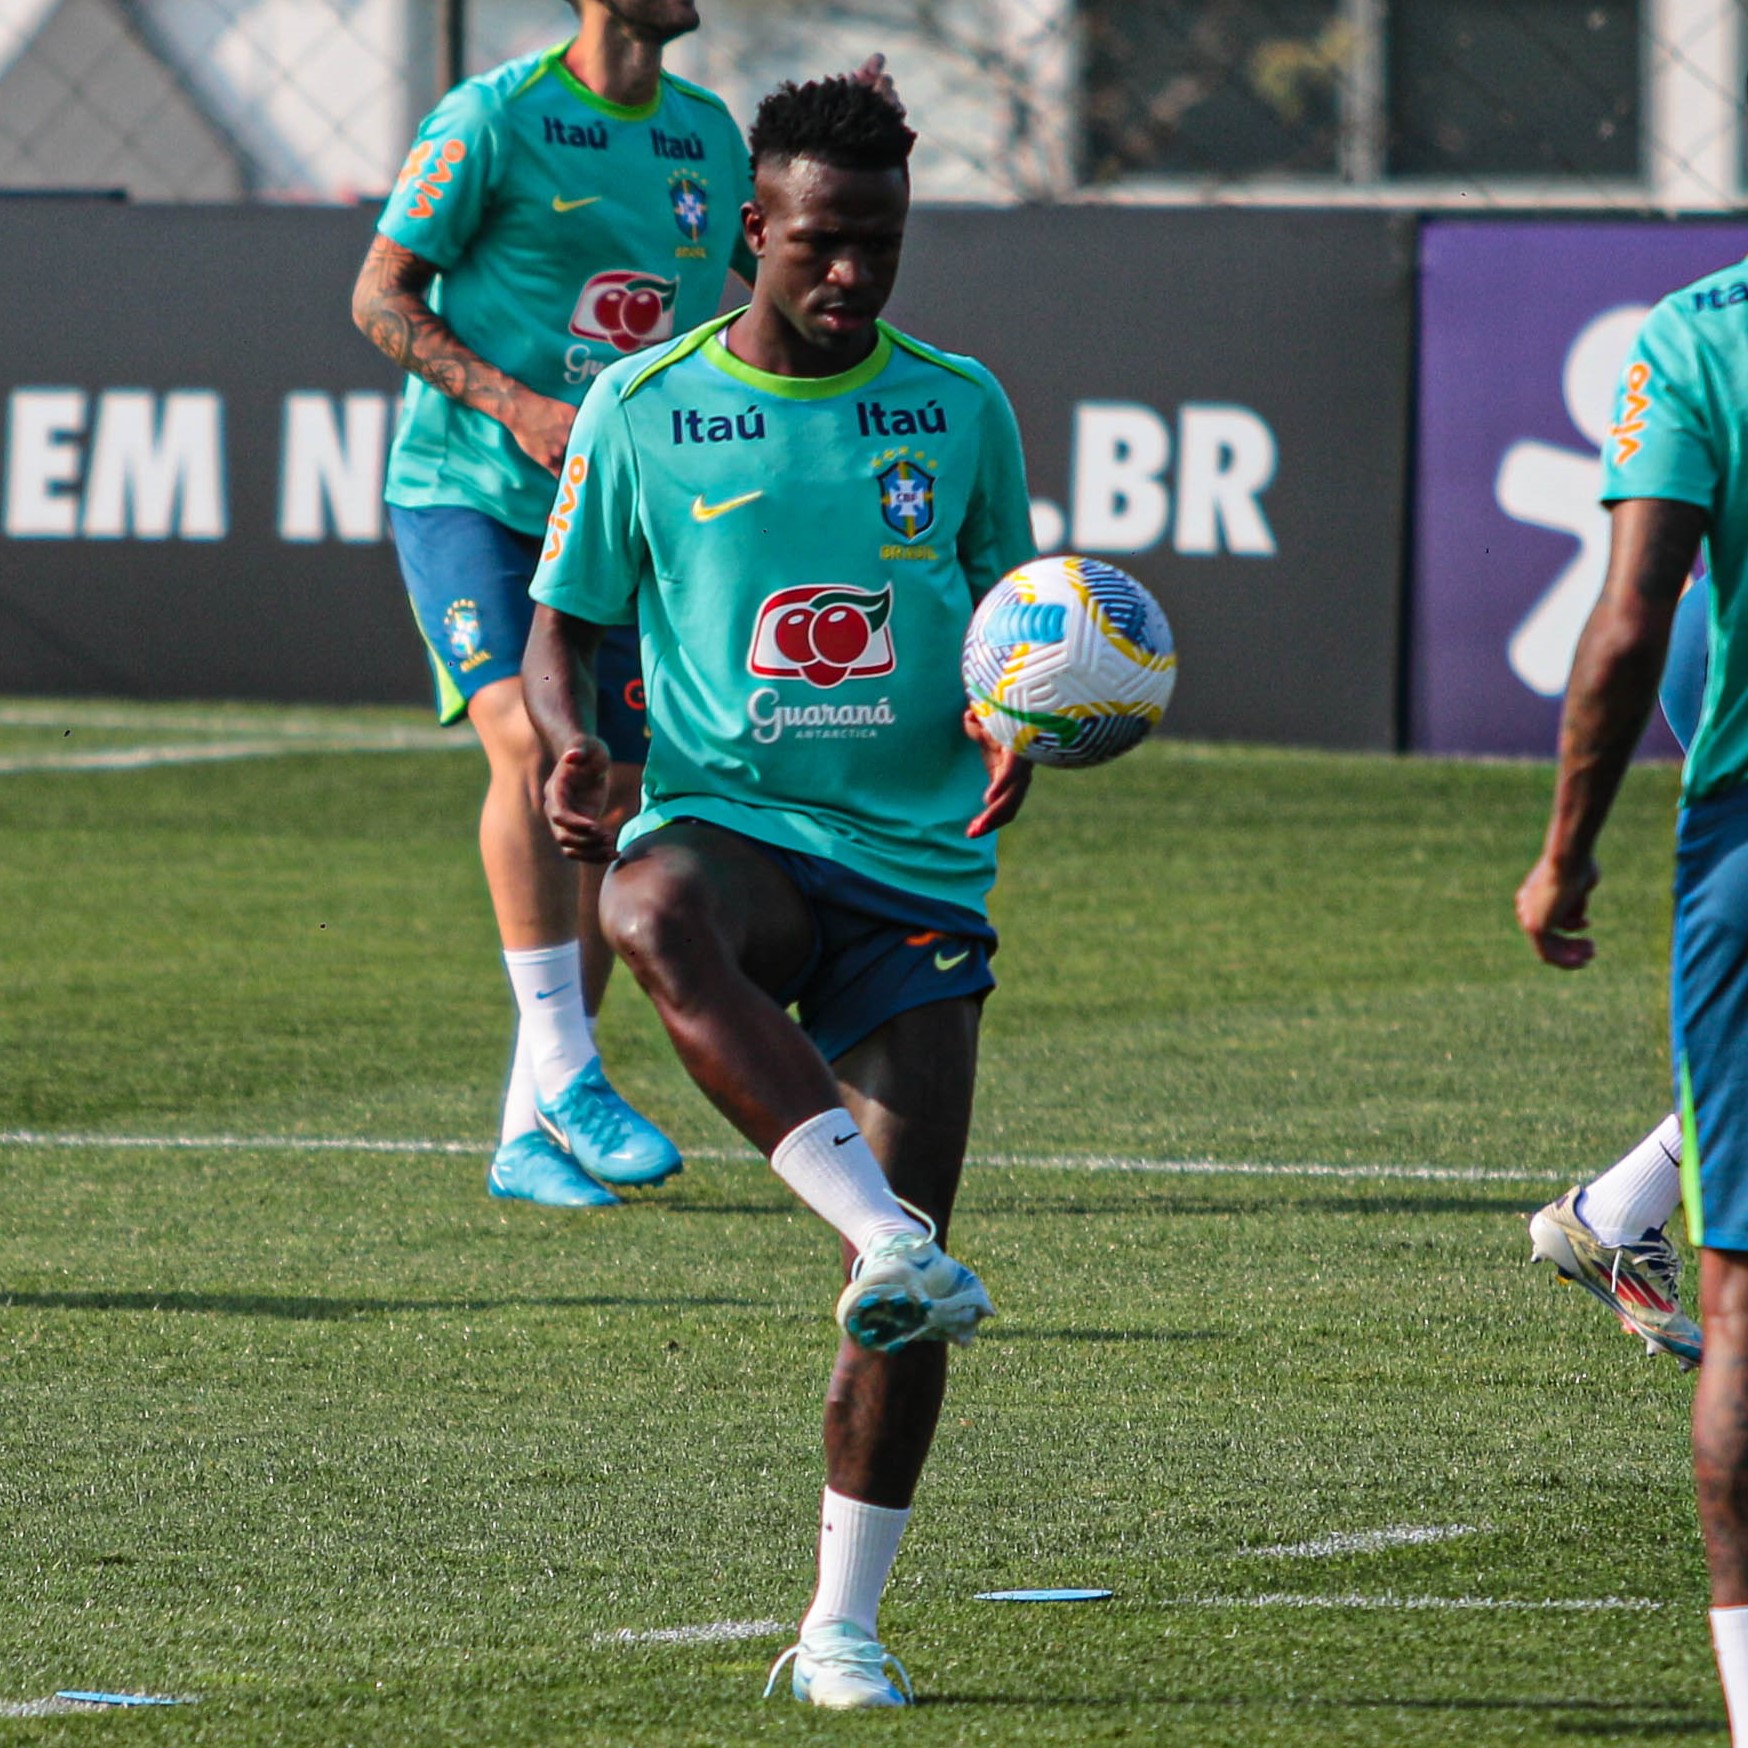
[763,1623,914,1709]
[835,1222,995,1353]
[1529,1186,1701,1370]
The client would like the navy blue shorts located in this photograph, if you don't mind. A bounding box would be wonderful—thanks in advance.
[387,502,647,764]
[1673,781,1748,1249]
[744,838,997,1064]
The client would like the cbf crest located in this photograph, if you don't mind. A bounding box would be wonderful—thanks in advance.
[443,598,490,673]
[670,174,708,242]
[877,453,936,540]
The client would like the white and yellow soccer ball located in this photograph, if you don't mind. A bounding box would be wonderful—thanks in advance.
[962,555,1177,768]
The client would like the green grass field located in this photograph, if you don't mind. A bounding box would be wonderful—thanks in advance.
[0,699,1714,1744]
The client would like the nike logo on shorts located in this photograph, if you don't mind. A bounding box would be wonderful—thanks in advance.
[934,948,971,972]
[691,490,764,522]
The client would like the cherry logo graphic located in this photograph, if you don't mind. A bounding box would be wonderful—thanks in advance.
[569,270,679,352]
[748,586,895,688]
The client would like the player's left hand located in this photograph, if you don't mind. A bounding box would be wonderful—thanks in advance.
[851,52,905,117]
[1515,852,1600,969]
[964,707,1031,837]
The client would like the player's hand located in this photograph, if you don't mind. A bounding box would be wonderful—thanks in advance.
[851,52,905,117]
[1515,852,1600,969]
[543,741,617,862]
[506,390,580,478]
[964,707,1031,838]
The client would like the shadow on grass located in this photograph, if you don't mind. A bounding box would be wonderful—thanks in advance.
[917,1693,1715,1731]
[1316,1195,1550,1218]
[0,1290,765,1320]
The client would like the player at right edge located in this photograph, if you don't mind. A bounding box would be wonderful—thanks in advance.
[1517,248,1748,1741]
[523,75,1037,1706]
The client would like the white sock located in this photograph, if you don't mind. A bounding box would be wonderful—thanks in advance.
[1713,1606,1748,1744]
[770,1109,926,1255]
[499,1029,539,1145]
[801,1487,911,1640]
[1576,1114,1684,1244]
[502,943,597,1103]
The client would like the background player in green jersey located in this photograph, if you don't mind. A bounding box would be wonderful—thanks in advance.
[352,0,754,1208]
[1517,254,1748,1741]
[523,76,1036,1708]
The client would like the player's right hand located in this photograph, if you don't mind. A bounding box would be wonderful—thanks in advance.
[1515,852,1600,969]
[543,741,617,862]
[508,391,581,477]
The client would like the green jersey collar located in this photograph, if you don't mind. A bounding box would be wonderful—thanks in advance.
[700,319,895,400]
[526,42,665,122]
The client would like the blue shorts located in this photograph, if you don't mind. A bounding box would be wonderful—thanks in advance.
[1660,573,1710,753]
[744,838,998,1064]
[387,503,647,764]
[1673,781,1748,1249]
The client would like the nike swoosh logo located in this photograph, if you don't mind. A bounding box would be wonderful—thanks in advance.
[934,948,971,972]
[551,195,604,212]
[832,1132,857,1146]
[691,490,764,523]
[535,983,573,1001]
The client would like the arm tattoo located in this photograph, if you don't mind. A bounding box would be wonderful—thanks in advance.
[352,236,513,417]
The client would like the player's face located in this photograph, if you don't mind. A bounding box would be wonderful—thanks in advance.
[589,0,700,43]
[745,156,909,359]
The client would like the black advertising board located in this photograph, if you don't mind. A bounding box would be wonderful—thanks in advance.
[0,202,1414,745]
[889,207,1416,749]
[0,200,423,706]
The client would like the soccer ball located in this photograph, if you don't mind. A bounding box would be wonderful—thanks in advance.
[962,556,1177,768]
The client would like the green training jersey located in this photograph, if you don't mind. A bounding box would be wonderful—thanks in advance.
[1601,256,1748,803]
[377,43,753,535]
[529,313,1038,913]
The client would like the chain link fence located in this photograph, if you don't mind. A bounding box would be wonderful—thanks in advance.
[0,0,1741,206]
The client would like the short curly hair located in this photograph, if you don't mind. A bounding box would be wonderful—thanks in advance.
[747,75,916,175]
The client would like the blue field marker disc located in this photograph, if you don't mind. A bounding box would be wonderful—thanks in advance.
[974,1588,1113,1603]
[54,1692,189,1707]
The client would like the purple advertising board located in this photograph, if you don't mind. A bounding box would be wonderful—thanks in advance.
[1412,219,1748,757]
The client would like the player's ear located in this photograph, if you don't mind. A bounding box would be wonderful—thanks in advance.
[741,199,767,258]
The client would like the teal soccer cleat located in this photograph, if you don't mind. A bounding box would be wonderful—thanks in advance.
[488,1132,620,1209]
[763,1624,914,1709]
[534,1058,682,1187]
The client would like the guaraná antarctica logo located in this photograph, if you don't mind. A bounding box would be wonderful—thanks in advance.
[747,583,896,689]
[568,270,679,352]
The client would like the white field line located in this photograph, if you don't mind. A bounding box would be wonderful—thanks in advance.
[1253,1525,1484,1558]
[1169,1593,1663,1612]
[0,731,463,774]
[0,702,467,737]
[0,1130,1567,1183]
[595,1618,787,1647]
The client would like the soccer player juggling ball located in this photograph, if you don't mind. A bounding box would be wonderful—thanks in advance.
[1516,252,1748,1741]
[523,76,1037,1707]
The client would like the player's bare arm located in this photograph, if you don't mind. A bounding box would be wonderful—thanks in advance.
[963,709,1032,839]
[1517,495,1708,968]
[522,604,616,862]
[351,234,576,475]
